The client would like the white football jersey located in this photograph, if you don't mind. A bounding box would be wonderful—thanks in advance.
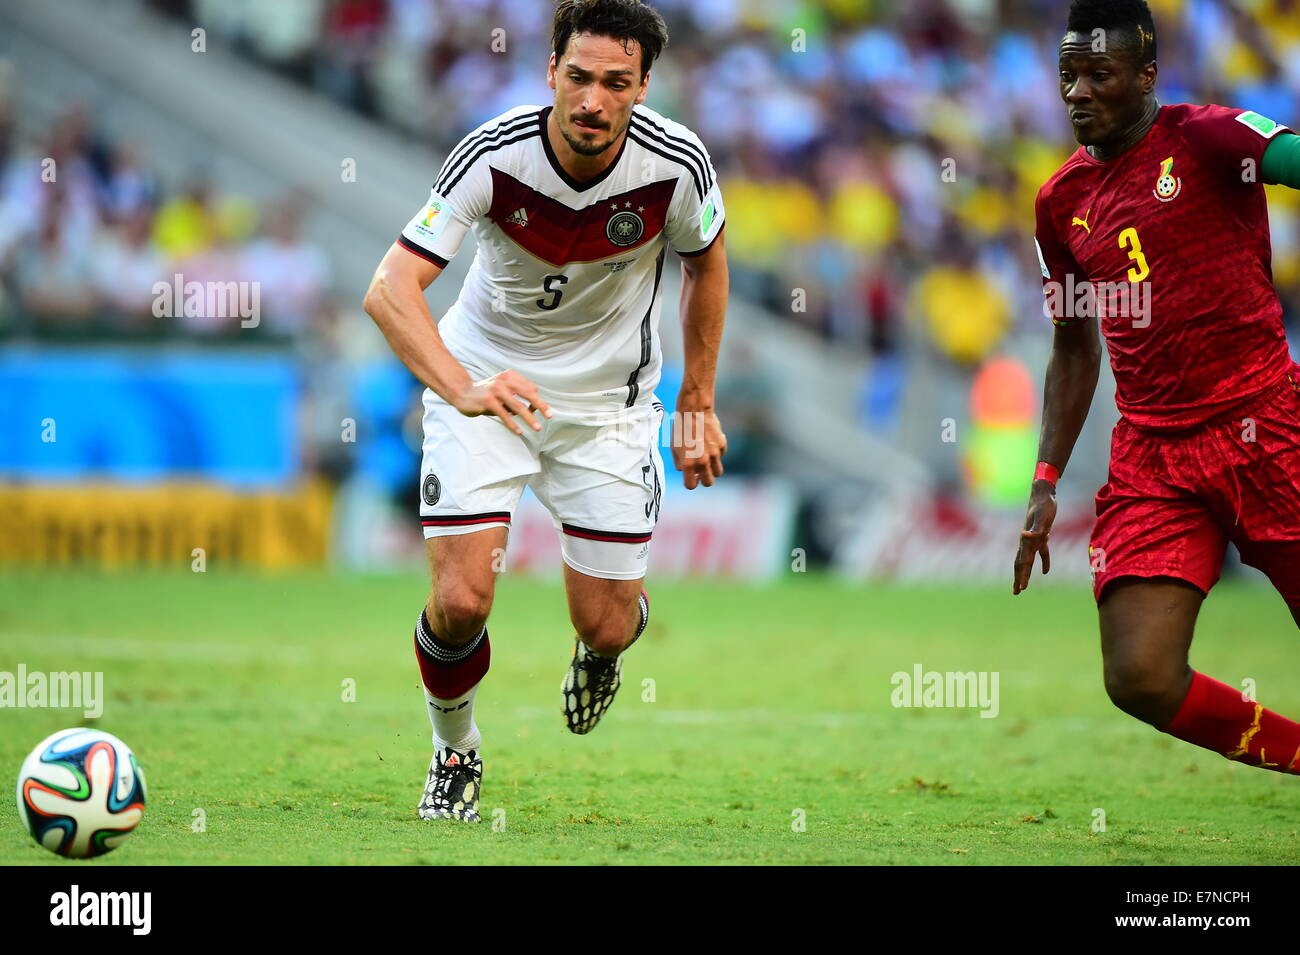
[399,103,725,409]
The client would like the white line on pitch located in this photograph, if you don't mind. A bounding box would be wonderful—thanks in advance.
[508,705,870,728]
[2,636,309,665]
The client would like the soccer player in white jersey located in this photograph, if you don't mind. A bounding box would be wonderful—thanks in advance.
[363,0,728,823]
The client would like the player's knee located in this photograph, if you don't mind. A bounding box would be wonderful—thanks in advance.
[1103,657,1183,721]
[429,583,493,644]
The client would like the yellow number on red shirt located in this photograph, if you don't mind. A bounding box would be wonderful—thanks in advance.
[1118,227,1150,283]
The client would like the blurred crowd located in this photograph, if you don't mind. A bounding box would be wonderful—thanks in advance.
[141,0,1300,371]
[5,0,1300,498]
[0,100,329,340]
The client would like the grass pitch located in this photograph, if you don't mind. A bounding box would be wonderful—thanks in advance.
[0,570,1296,865]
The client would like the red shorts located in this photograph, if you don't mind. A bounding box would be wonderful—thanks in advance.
[1090,365,1300,606]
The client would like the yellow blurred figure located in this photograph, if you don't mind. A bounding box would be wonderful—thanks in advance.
[721,177,823,267]
[913,265,1010,366]
[956,185,1012,239]
[828,181,898,252]
[1012,137,1070,219]
[152,191,216,262]
[1250,0,1300,46]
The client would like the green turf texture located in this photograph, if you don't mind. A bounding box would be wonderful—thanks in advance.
[1,571,1296,865]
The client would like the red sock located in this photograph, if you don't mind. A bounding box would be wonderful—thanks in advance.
[414,610,490,699]
[1165,671,1300,773]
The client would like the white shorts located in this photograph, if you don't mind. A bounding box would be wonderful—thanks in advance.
[418,390,666,580]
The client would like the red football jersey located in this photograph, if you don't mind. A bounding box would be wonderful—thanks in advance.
[1035,104,1294,429]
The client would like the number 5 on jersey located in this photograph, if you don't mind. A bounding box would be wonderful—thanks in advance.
[1118,227,1150,283]
[538,274,568,311]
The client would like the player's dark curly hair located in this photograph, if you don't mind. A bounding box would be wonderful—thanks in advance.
[1066,0,1159,62]
[1067,0,1157,63]
[552,0,669,79]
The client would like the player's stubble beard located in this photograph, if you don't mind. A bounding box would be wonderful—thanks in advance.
[560,112,630,157]
[1080,94,1159,160]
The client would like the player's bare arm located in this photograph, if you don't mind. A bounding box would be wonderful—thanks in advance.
[1013,315,1101,594]
[363,243,551,435]
[675,227,728,489]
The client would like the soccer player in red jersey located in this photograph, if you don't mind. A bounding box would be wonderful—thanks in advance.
[1013,0,1300,774]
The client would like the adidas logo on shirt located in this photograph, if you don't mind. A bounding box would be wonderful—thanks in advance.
[506,207,529,228]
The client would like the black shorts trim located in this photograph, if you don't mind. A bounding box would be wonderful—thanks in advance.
[561,523,653,544]
[422,512,512,528]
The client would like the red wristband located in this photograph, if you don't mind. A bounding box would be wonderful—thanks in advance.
[1034,461,1061,486]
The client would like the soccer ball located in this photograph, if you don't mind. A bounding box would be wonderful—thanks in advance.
[15,728,147,858]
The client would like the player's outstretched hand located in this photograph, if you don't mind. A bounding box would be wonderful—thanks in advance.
[1013,479,1058,594]
[453,369,553,435]
[673,409,726,489]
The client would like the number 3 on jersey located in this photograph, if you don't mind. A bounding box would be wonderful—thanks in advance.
[1118,227,1150,283]
[538,273,568,311]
